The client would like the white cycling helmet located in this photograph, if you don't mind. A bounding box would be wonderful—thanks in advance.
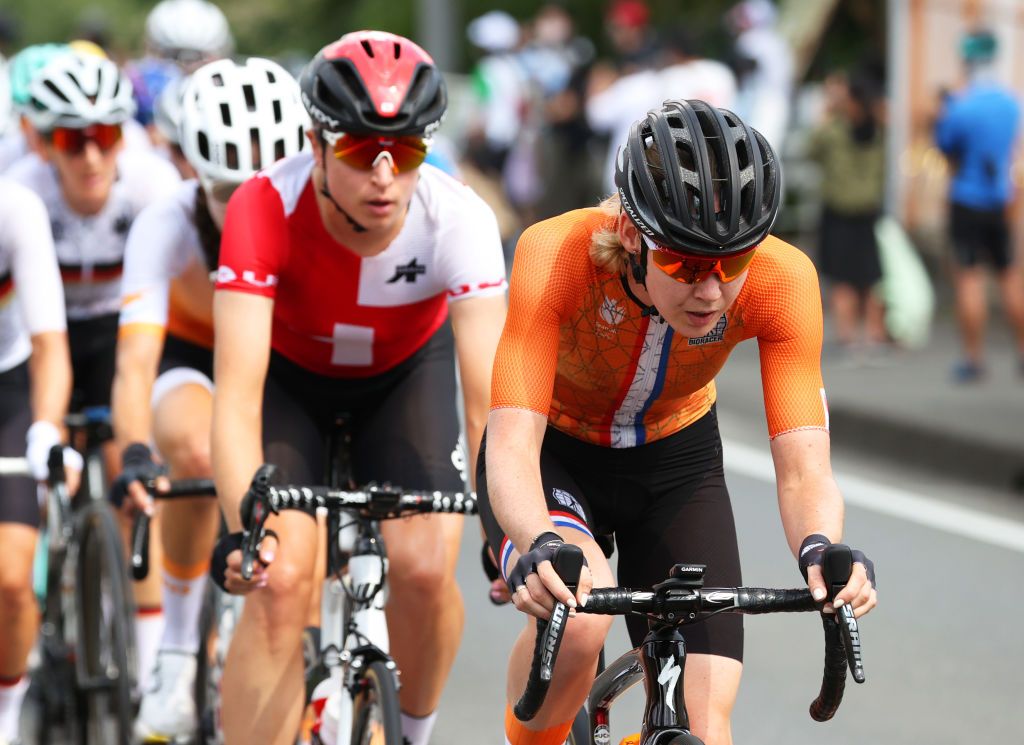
[153,74,188,145]
[180,57,309,184]
[26,50,136,131]
[145,0,234,65]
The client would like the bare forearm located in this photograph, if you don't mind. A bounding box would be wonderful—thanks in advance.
[111,367,155,450]
[486,411,555,551]
[28,332,71,426]
[777,477,845,556]
[212,392,264,532]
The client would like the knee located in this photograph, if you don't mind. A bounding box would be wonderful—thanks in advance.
[0,560,34,612]
[248,556,315,637]
[557,613,612,673]
[387,554,451,609]
[157,431,212,479]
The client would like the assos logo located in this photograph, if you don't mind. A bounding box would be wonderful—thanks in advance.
[552,488,585,520]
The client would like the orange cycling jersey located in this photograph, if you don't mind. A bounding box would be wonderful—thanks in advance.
[491,208,828,447]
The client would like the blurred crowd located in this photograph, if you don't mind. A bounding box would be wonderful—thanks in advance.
[2,0,1023,382]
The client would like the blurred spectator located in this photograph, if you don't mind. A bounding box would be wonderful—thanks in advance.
[807,72,888,355]
[524,4,601,219]
[726,0,793,151]
[934,29,1024,382]
[604,0,657,72]
[659,26,737,110]
[144,0,234,72]
[464,10,527,178]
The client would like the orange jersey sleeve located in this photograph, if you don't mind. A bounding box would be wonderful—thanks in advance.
[490,209,601,416]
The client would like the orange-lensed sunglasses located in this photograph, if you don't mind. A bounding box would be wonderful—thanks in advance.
[322,131,430,174]
[643,235,757,284]
[47,123,123,155]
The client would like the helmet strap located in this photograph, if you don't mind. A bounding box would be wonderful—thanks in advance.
[318,136,367,233]
[620,267,662,322]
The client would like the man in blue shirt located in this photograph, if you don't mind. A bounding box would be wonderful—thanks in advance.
[934,29,1024,382]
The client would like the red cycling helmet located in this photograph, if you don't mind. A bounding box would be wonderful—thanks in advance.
[300,30,447,137]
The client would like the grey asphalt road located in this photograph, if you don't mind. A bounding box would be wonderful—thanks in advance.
[434,427,1024,744]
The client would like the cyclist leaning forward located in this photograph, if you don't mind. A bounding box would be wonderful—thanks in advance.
[6,48,181,693]
[208,31,508,745]
[110,57,309,743]
[0,179,77,745]
[479,99,878,745]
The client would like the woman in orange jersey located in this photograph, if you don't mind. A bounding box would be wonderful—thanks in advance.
[479,99,877,745]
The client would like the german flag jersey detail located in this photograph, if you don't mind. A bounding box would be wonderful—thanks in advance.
[491,208,827,446]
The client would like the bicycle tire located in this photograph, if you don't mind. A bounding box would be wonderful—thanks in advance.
[350,659,403,745]
[74,500,136,745]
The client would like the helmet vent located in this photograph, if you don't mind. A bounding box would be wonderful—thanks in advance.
[243,84,256,111]
[272,99,282,123]
[361,40,375,57]
[265,69,276,84]
[211,73,224,87]
[394,42,402,58]
[225,141,238,169]
[197,131,210,160]
[274,138,285,161]
[42,79,69,104]
[249,129,261,169]
[219,103,231,126]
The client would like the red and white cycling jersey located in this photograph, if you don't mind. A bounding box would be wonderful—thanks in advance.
[216,153,507,377]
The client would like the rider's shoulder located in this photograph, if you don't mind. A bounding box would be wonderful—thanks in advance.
[749,235,817,284]
[0,176,47,214]
[234,151,314,217]
[414,162,497,224]
[116,148,181,195]
[3,152,49,192]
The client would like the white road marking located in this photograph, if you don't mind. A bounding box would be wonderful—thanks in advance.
[722,439,1024,554]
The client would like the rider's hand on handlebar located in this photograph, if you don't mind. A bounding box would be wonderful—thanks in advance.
[507,532,593,620]
[110,443,167,517]
[800,534,878,619]
[212,530,277,594]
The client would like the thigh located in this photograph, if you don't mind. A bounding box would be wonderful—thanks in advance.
[616,461,743,660]
[350,333,464,493]
[261,368,323,485]
[477,428,601,584]
[0,363,37,529]
[152,372,213,471]
[0,522,38,588]
[682,653,744,743]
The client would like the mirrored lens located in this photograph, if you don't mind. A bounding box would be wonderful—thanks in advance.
[331,134,429,173]
[649,245,756,284]
[49,123,123,154]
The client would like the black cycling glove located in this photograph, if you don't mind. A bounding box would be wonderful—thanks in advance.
[506,531,586,595]
[109,443,163,508]
[798,533,877,587]
[210,531,245,593]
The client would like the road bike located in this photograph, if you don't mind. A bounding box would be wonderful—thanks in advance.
[237,417,478,745]
[515,544,866,745]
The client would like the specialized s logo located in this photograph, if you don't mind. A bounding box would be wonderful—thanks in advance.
[687,314,727,346]
[658,657,682,713]
[215,266,278,288]
[387,258,426,283]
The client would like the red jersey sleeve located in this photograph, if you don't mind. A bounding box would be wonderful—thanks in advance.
[215,174,290,298]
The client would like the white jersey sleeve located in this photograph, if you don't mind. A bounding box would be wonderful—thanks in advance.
[419,166,507,302]
[120,181,201,332]
[0,179,66,372]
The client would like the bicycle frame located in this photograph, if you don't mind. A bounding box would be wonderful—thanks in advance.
[319,512,396,745]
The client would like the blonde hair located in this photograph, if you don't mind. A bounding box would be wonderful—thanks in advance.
[589,193,629,274]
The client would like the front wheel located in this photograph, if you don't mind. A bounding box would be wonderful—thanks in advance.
[350,659,403,745]
[74,500,136,745]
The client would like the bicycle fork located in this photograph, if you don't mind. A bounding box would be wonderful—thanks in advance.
[318,530,396,745]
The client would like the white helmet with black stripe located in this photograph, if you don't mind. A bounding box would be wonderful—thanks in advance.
[25,50,135,131]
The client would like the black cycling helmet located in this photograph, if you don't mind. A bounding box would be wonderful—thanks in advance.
[299,30,447,137]
[615,98,781,258]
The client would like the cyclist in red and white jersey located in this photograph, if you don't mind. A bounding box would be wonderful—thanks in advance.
[210,31,507,745]
[111,57,308,744]
[0,179,77,745]
[5,48,180,693]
